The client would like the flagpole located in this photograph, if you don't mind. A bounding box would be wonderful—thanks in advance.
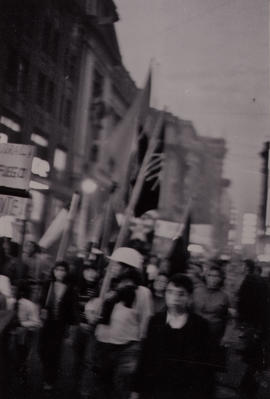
[96,110,165,308]
[115,110,165,248]
[56,192,80,262]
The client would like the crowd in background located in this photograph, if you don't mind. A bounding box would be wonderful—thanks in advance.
[0,235,270,399]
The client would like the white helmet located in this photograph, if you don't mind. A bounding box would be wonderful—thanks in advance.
[109,247,143,269]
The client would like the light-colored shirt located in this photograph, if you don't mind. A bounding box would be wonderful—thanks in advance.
[18,298,41,329]
[95,285,153,345]
[166,312,188,329]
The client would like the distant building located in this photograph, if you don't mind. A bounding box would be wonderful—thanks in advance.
[156,115,227,255]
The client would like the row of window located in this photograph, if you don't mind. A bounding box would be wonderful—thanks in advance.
[5,50,73,127]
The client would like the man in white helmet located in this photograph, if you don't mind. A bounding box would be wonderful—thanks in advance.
[84,247,153,399]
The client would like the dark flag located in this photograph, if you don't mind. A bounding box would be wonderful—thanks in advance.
[85,0,119,24]
[169,213,191,275]
[133,117,165,217]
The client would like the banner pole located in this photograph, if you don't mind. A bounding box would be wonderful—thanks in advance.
[56,192,80,262]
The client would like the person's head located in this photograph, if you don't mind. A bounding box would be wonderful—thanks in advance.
[243,259,255,275]
[153,273,169,295]
[186,262,203,283]
[108,247,143,280]
[148,255,158,265]
[82,263,99,284]
[205,266,224,290]
[117,266,142,290]
[165,273,193,315]
[24,240,40,257]
[52,261,69,283]
[9,241,20,258]
[254,265,262,276]
[146,263,159,282]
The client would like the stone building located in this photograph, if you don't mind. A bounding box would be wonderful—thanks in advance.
[0,0,136,238]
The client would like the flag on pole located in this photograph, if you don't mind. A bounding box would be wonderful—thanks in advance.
[97,71,151,209]
[39,208,68,250]
[134,112,165,217]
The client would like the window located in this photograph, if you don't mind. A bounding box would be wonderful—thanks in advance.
[17,58,29,93]
[0,116,21,132]
[32,157,50,178]
[42,19,52,53]
[31,133,48,147]
[6,50,18,87]
[46,81,55,114]
[6,50,28,93]
[59,95,65,123]
[36,72,46,107]
[42,18,60,61]
[64,99,72,127]
[92,69,104,100]
[29,190,45,222]
[0,133,8,143]
[54,148,67,171]
[52,30,60,61]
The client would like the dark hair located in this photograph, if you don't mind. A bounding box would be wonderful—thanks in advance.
[168,273,193,294]
[52,261,69,282]
[208,265,224,278]
[244,259,255,274]
[17,280,31,300]
[118,266,142,286]
[82,262,98,272]
[207,266,225,287]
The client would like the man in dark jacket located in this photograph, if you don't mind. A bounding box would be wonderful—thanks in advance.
[131,273,214,399]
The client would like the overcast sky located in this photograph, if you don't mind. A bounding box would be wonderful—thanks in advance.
[115,0,270,225]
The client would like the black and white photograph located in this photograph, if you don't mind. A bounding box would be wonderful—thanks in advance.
[0,0,270,398]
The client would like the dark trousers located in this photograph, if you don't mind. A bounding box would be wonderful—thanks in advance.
[88,340,140,399]
[39,320,66,385]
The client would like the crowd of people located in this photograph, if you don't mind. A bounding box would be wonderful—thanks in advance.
[0,235,270,399]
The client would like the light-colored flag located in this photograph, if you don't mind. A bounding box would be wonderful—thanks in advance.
[39,208,68,249]
[97,71,151,208]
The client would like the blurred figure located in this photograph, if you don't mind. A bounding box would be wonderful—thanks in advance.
[4,242,27,288]
[0,291,7,310]
[152,272,168,313]
[0,237,11,275]
[13,280,41,385]
[237,259,269,398]
[186,261,205,290]
[39,261,78,391]
[193,266,229,343]
[131,274,214,399]
[23,241,52,303]
[145,255,159,290]
[0,273,15,310]
[74,263,100,384]
[85,247,153,399]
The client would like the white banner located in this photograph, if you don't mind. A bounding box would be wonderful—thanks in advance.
[0,143,34,190]
[0,194,29,219]
[155,220,182,239]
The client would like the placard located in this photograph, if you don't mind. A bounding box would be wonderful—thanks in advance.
[0,143,34,190]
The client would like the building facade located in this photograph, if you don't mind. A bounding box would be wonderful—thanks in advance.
[0,0,136,239]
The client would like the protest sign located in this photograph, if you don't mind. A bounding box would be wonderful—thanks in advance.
[0,143,34,190]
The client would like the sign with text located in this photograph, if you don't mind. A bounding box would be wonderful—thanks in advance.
[0,194,29,219]
[0,143,34,190]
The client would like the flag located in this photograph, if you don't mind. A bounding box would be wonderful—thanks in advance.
[86,0,119,25]
[133,113,165,217]
[38,208,68,249]
[169,213,191,275]
[97,71,151,209]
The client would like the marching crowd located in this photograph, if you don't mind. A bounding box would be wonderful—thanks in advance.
[0,236,270,399]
